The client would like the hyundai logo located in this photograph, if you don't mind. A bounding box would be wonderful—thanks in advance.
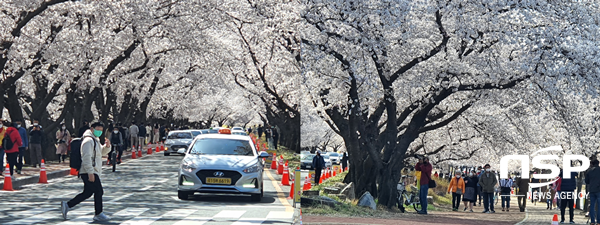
[214,171,225,177]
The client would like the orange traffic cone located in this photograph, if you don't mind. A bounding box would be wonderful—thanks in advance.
[282,161,290,186]
[3,164,14,191]
[302,176,310,191]
[271,153,277,169]
[147,146,152,155]
[333,168,337,177]
[39,159,48,184]
[551,214,559,225]
[287,179,295,199]
[160,144,164,152]
[70,168,78,176]
[137,146,142,157]
[319,174,324,184]
[156,144,160,153]
[132,148,137,159]
[345,167,348,172]
[277,157,284,175]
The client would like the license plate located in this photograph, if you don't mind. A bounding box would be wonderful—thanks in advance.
[306,166,311,168]
[206,177,231,185]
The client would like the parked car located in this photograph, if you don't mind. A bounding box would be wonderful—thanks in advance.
[322,155,332,168]
[232,127,244,132]
[177,133,270,201]
[327,152,341,165]
[187,129,203,137]
[300,154,315,170]
[164,131,194,156]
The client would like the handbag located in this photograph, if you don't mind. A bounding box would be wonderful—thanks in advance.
[425,171,437,188]
[456,187,463,195]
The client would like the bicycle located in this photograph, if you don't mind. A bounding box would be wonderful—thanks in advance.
[397,176,421,213]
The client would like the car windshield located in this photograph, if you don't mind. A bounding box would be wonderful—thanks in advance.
[191,131,201,137]
[208,129,219,134]
[302,155,315,160]
[189,138,254,156]
[168,132,192,139]
[329,153,339,156]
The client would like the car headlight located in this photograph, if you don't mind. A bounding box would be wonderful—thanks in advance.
[181,159,196,173]
[243,163,261,173]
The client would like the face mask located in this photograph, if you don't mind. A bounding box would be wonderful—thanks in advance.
[93,130,103,137]
[16,124,21,128]
[456,175,461,178]
[114,130,119,133]
[469,173,474,176]
[62,126,66,130]
[486,169,491,172]
[33,123,38,126]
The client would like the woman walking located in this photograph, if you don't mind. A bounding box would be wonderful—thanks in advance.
[56,123,71,163]
[463,170,479,212]
[448,171,466,211]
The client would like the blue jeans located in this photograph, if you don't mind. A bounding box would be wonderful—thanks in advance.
[420,184,429,213]
[483,192,495,212]
[590,192,600,223]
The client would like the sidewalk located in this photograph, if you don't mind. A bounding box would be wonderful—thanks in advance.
[517,202,589,225]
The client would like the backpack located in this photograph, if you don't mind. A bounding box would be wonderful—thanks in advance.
[2,130,14,150]
[69,136,96,170]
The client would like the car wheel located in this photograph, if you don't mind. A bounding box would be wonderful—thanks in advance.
[164,153,170,156]
[178,191,191,200]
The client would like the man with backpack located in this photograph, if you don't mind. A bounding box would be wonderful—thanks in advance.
[61,122,112,222]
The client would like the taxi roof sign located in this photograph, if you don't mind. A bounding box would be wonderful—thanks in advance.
[218,128,231,134]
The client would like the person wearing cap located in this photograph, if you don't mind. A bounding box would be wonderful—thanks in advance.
[415,156,433,215]
[61,122,112,222]
[478,164,498,213]
[14,120,28,174]
[28,119,45,168]
[312,150,326,185]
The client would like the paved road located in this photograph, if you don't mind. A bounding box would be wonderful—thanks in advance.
[0,153,295,225]
[517,201,588,225]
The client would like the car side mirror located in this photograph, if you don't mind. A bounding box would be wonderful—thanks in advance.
[258,151,270,159]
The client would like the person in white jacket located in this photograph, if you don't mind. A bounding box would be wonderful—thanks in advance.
[61,122,111,222]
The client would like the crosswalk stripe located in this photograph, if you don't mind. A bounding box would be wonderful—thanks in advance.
[163,209,198,218]
[9,207,53,217]
[108,193,134,203]
[231,218,265,225]
[266,211,294,219]
[120,216,161,225]
[113,207,149,217]
[54,207,96,225]
[213,210,246,218]
[172,216,212,225]
[5,212,56,224]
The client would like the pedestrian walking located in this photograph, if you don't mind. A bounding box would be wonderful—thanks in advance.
[547,183,556,210]
[29,120,45,168]
[559,170,577,223]
[257,125,263,138]
[145,124,151,144]
[159,124,166,143]
[129,121,139,149]
[555,175,562,210]
[463,170,478,212]
[531,174,540,204]
[586,159,600,225]
[478,164,497,213]
[272,126,279,150]
[56,123,71,163]
[477,166,484,206]
[15,120,28,174]
[138,122,146,148]
[61,122,112,222]
[153,124,159,143]
[415,156,433,215]
[109,127,123,164]
[312,150,326,185]
[1,121,23,176]
[341,152,348,170]
[448,171,465,211]
[500,175,514,212]
[515,172,529,212]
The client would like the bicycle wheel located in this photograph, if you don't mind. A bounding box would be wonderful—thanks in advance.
[412,195,422,212]
[397,192,405,213]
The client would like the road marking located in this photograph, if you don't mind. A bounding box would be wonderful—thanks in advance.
[156,178,169,183]
[113,207,149,217]
[266,211,294,219]
[231,218,265,225]
[213,210,246,218]
[173,217,212,225]
[264,170,294,212]
[108,193,134,202]
[48,191,78,199]
[8,207,95,225]
[9,208,53,217]
[121,216,161,225]
[140,185,154,191]
[163,209,198,218]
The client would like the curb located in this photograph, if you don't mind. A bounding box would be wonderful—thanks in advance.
[292,206,302,225]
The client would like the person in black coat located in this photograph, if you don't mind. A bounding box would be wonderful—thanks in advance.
[341,152,349,170]
[78,121,90,137]
[586,159,600,224]
[312,151,326,185]
[559,170,578,223]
